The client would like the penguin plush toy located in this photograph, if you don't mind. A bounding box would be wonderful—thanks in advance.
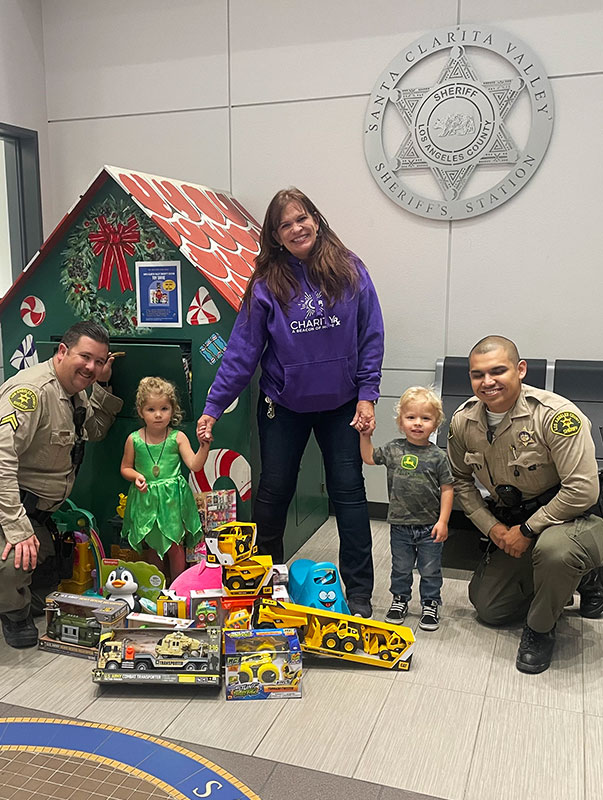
[104,566,143,613]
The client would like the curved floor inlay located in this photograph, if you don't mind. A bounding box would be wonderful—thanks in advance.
[0,717,260,800]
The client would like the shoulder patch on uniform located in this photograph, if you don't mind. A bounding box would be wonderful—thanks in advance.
[8,388,38,412]
[550,410,582,437]
[0,411,19,431]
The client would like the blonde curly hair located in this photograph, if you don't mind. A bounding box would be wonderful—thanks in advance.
[394,386,444,429]
[135,377,183,428]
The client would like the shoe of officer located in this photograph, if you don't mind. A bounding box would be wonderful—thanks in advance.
[0,610,38,649]
[516,624,556,674]
[577,567,603,619]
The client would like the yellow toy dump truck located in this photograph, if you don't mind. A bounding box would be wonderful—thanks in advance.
[205,521,257,566]
[253,597,414,670]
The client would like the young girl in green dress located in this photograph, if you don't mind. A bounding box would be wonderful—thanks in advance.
[120,377,209,581]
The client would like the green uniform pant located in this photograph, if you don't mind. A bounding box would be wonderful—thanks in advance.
[0,519,57,619]
[469,514,603,632]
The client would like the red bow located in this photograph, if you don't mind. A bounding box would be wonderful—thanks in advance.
[89,215,139,292]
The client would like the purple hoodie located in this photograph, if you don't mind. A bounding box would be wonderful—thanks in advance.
[203,254,384,417]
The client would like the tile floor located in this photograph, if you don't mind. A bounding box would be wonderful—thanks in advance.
[1,517,602,800]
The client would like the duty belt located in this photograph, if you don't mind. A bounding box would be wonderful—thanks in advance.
[487,483,561,527]
[19,489,53,525]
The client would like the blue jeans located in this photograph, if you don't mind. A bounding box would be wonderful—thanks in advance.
[254,397,374,599]
[390,524,443,604]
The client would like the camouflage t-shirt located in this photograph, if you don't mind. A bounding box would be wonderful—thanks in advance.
[373,439,453,525]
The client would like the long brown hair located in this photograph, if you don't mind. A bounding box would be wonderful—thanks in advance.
[244,188,360,310]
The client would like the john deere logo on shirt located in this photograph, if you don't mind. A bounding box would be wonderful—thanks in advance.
[550,411,581,437]
[401,454,418,470]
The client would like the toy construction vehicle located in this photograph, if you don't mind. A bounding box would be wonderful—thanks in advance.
[253,597,414,670]
[205,522,257,566]
[223,628,302,700]
[231,652,280,685]
[222,555,273,597]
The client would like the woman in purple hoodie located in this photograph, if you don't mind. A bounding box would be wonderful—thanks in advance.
[197,188,384,617]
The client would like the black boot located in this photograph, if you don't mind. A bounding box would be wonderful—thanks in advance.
[577,568,603,619]
[516,624,556,674]
[0,611,38,648]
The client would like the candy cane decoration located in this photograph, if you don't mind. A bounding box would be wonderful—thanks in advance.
[190,448,251,501]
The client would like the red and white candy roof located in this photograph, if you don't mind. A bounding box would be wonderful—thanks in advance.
[0,166,261,313]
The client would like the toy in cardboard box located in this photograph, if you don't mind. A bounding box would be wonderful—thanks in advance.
[253,597,415,670]
[187,488,237,563]
[224,628,302,700]
[94,627,221,685]
[40,592,129,660]
[156,591,188,619]
[189,590,221,628]
[126,612,195,630]
[101,559,164,612]
[0,166,327,556]
[205,521,257,566]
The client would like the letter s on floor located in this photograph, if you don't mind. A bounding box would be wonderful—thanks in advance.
[193,781,223,797]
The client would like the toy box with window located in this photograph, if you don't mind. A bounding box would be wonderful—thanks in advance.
[39,592,129,660]
[186,489,237,563]
[189,589,222,628]
[93,627,221,685]
[224,628,302,700]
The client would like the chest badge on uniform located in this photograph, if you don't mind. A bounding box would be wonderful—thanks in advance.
[551,410,582,437]
[517,428,536,446]
[401,454,418,470]
[8,387,38,412]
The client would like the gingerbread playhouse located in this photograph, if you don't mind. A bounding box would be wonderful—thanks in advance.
[0,167,327,555]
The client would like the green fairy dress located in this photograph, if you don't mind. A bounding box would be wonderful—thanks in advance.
[122,429,203,558]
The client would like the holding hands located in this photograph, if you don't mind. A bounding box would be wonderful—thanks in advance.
[350,400,376,434]
[196,414,216,443]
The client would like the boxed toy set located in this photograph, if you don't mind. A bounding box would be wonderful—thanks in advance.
[93,627,221,685]
[39,592,129,660]
[224,628,302,700]
[253,597,415,670]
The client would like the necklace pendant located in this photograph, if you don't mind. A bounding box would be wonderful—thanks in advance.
[152,465,160,478]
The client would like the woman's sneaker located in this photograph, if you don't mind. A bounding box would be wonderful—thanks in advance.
[419,600,440,631]
[385,595,408,624]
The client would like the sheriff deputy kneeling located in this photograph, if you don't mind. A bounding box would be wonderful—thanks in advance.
[447,335,603,674]
[0,321,122,648]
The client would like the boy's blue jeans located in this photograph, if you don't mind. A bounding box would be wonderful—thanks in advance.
[390,524,443,604]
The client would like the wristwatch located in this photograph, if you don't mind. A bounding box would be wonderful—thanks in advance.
[97,381,110,388]
[520,521,538,539]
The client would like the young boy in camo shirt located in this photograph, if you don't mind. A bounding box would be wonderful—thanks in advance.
[360,387,453,630]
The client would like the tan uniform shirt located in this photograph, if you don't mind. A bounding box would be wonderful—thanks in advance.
[0,358,123,545]
[447,384,600,536]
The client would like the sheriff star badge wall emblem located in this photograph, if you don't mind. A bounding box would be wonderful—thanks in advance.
[364,25,554,220]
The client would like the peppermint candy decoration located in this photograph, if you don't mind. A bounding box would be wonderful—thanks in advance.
[10,335,38,370]
[189,448,251,502]
[186,287,220,325]
[20,296,46,327]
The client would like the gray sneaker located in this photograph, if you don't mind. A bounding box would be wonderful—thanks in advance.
[385,595,408,624]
